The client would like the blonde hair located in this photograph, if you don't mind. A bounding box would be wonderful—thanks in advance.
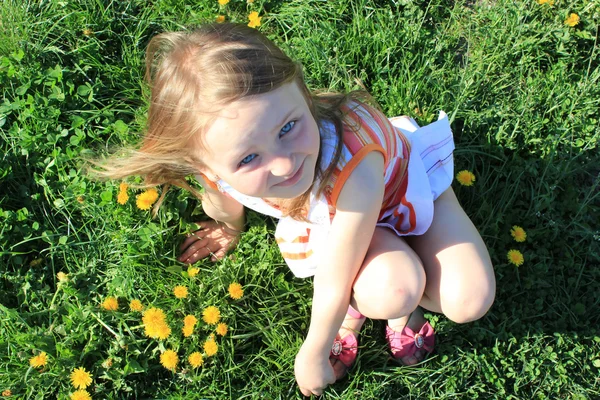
[90,23,373,220]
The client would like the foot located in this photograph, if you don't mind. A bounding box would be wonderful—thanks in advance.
[387,307,433,366]
[329,310,366,380]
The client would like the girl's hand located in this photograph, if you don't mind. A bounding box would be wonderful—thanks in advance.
[295,342,336,397]
[178,220,241,263]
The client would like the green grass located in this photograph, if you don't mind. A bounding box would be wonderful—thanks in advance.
[1,0,599,398]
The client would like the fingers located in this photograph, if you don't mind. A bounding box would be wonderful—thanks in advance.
[179,228,207,252]
[179,241,212,264]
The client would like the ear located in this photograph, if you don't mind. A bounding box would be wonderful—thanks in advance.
[186,156,219,182]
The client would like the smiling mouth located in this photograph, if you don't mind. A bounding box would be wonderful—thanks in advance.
[275,161,305,187]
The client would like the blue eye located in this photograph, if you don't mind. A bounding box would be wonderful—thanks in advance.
[239,153,257,166]
[279,121,295,137]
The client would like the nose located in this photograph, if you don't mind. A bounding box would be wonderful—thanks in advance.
[268,152,295,178]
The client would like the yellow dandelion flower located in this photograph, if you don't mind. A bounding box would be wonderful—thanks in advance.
[565,13,580,27]
[119,182,128,192]
[215,15,226,23]
[70,390,92,400]
[204,338,218,357]
[101,296,118,311]
[510,226,527,242]
[29,352,47,368]
[218,0,230,5]
[142,307,166,325]
[160,350,178,371]
[183,324,194,337]
[136,188,159,210]
[57,272,69,282]
[153,323,172,340]
[184,315,197,327]
[537,0,554,5]
[188,351,203,368]
[173,285,188,299]
[202,306,221,325]
[142,307,172,339]
[228,282,244,300]
[117,190,129,205]
[248,11,262,28]
[70,367,92,389]
[187,267,200,278]
[507,249,524,267]
[456,170,476,186]
[2,390,11,397]
[129,299,144,312]
[247,0,255,3]
[215,322,228,336]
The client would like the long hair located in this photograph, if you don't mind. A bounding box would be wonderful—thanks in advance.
[89,23,373,220]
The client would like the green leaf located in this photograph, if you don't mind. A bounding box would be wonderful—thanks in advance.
[165,265,183,274]
[124,359,145,375]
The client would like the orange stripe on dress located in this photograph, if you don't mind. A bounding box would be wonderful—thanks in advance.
[197,173,220,191]
[394,196,417,234]
[281,249,314,260]
[330,144,386,207]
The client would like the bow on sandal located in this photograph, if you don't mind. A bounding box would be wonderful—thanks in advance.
[385,321,435,361]
[329,333,358,369]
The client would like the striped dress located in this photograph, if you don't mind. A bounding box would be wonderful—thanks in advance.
[202,101,455,278]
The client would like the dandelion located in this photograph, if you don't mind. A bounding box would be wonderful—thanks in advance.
[57,272,69,282]
[70,367,92,389]
[76,195,85,203]
[248,11,262,28]
[143,307,172,340]
[203,306,221,325]
[184,315,198,326]
[228,282,244,300]
[537,0,554,5]
[215,15,226,23]
[565,13,580,27]
[117,190,129,205]
[101,296,118,311]
[29,352,47,368]
[129,299,144,312]
[510,226,527,242]
[204,338,218,357]
[136,188,159,210]
[119,182,128,192]
[218,0,230,5]
[101,358,113,369]
[247,0,255,3]
[160,350,178,371]
[456,170,476,186]
[2,390,11,397]
[30,258,42,267]
[70,390,91,400]
[173,285,188,299]
[216,322,228,336]
[187,267,200,277]
[507,249,524,267]
[183,325,194,337]
[188,352,204,368]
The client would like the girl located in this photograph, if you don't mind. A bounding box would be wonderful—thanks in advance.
[96,23,495,396]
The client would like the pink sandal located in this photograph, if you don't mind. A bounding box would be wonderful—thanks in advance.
[385,319,435,362]
[329,306,363,372]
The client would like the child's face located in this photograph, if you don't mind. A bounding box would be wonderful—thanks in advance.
[198,81,320,200]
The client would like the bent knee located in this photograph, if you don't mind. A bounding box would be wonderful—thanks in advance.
[441,276,496,324]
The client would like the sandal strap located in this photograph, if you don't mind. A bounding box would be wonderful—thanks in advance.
[330,333,358,368]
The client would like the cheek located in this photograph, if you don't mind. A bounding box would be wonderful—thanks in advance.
[233,170,269,196]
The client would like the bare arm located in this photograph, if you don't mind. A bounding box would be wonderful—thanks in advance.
[196,175,245,231]
[306,151,384,353]
[178,175,245,263]
[295,151,385,395]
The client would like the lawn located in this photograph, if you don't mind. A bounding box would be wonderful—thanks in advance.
[1,0,599,399]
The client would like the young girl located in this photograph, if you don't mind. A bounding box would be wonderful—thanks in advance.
[97,23,495,396]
